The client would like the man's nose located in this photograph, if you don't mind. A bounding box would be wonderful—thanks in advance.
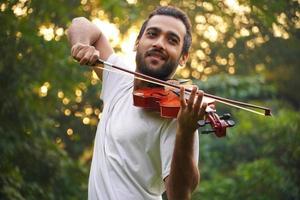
[152,36,165,50]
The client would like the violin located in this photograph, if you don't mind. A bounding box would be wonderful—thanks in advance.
[133,87,235,137]
[93,59,272,137]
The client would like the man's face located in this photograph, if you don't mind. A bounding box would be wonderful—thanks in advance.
[135,15,188,80]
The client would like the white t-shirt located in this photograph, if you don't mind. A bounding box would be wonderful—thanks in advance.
[88,54,199,200]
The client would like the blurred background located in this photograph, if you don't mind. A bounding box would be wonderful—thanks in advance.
[0,0,299,199]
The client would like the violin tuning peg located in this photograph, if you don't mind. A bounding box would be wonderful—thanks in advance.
[226,120,235,127]
[197,120,206,127]
[197,120,210,127]
[220,113,231,120]
[201,130,215,134]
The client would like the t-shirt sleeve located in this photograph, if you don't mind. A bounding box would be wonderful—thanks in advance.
[160,120,199,180]
[100,54,134,102]
[100,54,118,101]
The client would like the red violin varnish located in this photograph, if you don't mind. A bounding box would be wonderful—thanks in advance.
[133,87,181,118]
[93,59,272,138]
[133,87,235,137]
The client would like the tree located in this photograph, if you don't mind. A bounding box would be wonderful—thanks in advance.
[0,0,93,199]
[1,0,299,199]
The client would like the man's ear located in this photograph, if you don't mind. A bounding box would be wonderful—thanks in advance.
[179,53,189,66]
[133,40,139,51]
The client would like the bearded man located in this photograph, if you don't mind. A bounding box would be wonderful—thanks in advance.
[68,6,207,200]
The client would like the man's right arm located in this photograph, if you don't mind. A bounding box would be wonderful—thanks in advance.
[67,17,114,80]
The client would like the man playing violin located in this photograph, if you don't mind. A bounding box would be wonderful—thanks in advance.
[68,6,207,200]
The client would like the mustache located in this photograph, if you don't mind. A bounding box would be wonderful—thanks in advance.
[145,49,168,60]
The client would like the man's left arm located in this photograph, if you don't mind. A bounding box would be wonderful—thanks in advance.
[165,86,207,200]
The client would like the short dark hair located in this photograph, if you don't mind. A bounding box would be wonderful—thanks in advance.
[136,6,192,55]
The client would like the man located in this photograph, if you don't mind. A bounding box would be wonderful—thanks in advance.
[68,6,207,200]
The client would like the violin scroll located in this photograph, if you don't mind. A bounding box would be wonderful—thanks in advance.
[198,109,235,137]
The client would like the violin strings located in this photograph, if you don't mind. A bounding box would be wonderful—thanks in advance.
[173,87,265,116]
[92,61,269,116]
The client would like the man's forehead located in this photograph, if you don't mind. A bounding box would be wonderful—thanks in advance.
[146,15,186,38]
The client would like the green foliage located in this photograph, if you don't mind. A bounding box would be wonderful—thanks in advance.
[1,0,299,199]
[0,0,92,199]
[193,107,300,200]
[194,74,275,100]
[0,127,88,199]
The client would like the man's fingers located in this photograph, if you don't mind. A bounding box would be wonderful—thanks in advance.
[180,87,186,108]
[198,102,207,119]
[89,50,100,65]
[71,43,99,66]
[193,90,204,115]
[79,49,93,65]
[187,86,197,111]
[208,104,215,110]
[71,43,85,60]
[71,43,82,57]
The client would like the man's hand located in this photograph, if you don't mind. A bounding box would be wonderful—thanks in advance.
[165,86,205,200]
[71,42,100,66]
[67,16,113,80]
[177,86,207,134]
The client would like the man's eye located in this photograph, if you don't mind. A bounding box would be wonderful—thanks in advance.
[169,38,178,44]
[147,31,156,37]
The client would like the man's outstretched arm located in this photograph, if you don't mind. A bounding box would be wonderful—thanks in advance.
[67,17,114,79]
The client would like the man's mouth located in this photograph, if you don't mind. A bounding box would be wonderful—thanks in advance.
[145,50,167,61]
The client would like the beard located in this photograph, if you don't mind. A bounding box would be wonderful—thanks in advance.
[135,50,179,81]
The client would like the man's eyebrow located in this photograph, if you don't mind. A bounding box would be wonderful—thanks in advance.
[145,27,161,32]
[168,32,181,42]
[146,26,181,42]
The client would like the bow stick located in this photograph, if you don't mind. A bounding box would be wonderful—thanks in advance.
[92,59,272,116]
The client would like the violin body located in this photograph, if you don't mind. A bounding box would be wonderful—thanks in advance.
[133,87,217,118]
[133,87,180,118]
[133,87,235,137]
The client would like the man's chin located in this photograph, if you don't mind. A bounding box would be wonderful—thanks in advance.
[136,55,175,80]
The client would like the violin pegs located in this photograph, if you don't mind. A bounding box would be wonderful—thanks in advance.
[226,120,235,127]
[197,120,209,127]
[220,113,231,120]
[200,130,215,134]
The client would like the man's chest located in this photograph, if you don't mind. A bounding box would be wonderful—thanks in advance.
[106,94,163,147]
